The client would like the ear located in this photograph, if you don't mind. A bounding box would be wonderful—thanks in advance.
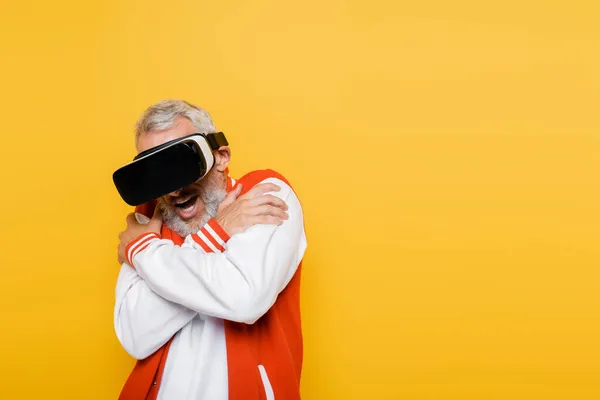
[213,146,231,172]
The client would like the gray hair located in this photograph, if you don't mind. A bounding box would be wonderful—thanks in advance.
[135,99,217,143]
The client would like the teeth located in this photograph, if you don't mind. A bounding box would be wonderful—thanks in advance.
[183,204,194,212]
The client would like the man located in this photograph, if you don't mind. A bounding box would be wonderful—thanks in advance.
[114,100,307,399]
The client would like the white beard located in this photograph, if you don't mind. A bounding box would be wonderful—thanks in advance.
[158,185,227,238]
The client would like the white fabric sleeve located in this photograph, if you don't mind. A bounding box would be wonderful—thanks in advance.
[113,263,197,360]
[114,217,229,359]
[129,178,307,324]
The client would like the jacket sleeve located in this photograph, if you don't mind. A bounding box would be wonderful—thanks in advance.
[114,220,229,359]
[127,177,307,324]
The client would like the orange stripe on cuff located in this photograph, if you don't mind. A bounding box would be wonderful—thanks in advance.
[133,242,152,258]
[125,233,152,266]
[192,233,213,253]
[129,235,158,265]
[200,226,225,252]
[207,218,230,242]
[126,233,160,266]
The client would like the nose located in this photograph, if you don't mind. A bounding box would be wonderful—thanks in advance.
[168,188,183,197]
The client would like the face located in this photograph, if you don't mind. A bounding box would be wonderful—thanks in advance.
[137,116,230,237]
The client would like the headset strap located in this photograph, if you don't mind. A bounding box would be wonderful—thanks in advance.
[205,132,228,150]
[134,132,228,161]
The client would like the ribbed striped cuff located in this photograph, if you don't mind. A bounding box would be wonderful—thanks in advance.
[191,218,231,253]
[125,232,161,267]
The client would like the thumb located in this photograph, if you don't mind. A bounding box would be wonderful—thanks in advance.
[149,206,163,233]
[152,205,163,222]
[222,184,243,208]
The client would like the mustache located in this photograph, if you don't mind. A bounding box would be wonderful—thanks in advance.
[163,188,203,206]
[172,187,202,198]
[157,185,227,237]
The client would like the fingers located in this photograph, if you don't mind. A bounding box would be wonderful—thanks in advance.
[249,205,289,220]
[151,206,163,222]
[148,207,163,233]
[227,184,243,201]
[117,243,126,264]
[126,213,137,226]
[220,184,243,210]
[242,183,281,199]
[248,215,285,227]
[247,194,288,210]
[233,183,243,196]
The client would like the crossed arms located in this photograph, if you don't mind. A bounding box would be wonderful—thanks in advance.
[114,177,307,359]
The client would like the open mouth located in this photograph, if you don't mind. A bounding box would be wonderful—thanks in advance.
[175,195,198,211]
[172,194,200,218]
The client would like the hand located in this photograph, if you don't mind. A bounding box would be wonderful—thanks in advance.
[216,182,289,236]
[118,208,162,264]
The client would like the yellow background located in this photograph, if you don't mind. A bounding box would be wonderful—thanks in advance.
[0,0,598,398]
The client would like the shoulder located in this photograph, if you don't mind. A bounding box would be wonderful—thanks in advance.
[236,169,303,212]
[236,169,294,189]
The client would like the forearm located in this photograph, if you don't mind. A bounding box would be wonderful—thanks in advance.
[132,238,278,323]
[114,263,197,359]
[129,179,306,323]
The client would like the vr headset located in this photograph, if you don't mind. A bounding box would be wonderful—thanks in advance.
[113,132,228,206]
